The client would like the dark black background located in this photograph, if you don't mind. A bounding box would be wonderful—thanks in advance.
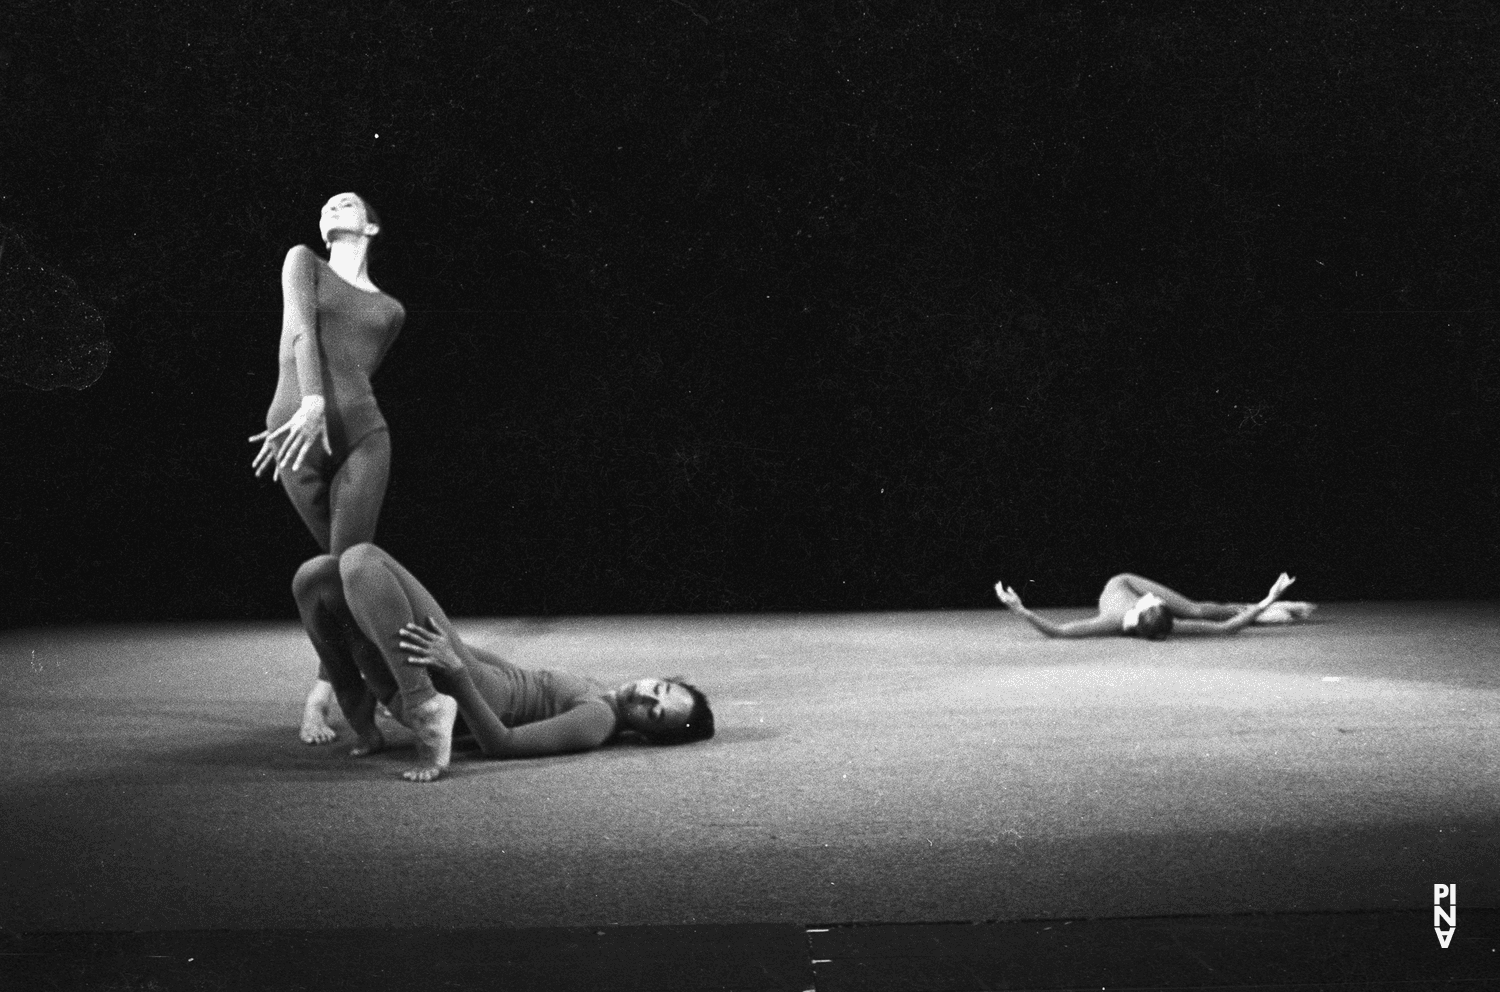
[3,0,1497,625]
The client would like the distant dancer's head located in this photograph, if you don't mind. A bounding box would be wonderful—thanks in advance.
[1122,592,1173,640]
[320,192,381,250]
[617,677,715,745]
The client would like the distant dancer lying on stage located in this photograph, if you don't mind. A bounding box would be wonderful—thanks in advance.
[994,572,1313,639]
[294,543,714,782]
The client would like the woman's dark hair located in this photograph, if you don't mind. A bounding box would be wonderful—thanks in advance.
[355,194,382,233]
[641,678,715,746]
[1134,603,1174,640]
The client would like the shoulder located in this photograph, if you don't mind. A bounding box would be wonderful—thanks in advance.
[563,690,618,722]
[588,692,620,718]
[282,244,322,278]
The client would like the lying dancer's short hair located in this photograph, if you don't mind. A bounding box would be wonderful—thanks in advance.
[642,678,715,745]
[1133,603,1173,640]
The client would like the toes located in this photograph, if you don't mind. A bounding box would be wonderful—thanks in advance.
[300,721,338,744]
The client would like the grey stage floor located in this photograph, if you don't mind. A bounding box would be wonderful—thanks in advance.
[2,602,1497,937]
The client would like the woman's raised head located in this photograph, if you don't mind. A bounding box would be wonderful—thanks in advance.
[319,192,382,249]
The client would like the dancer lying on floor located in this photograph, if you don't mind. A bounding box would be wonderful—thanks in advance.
[994,572,1311,639]
[294,543,714,782]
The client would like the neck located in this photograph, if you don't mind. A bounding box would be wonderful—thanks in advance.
[326,239,372,288]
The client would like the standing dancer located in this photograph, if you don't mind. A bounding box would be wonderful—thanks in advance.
[994,572,1311,639]
[249,193,406,743]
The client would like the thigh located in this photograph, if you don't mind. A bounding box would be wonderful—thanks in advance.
[1118,573,1205,618]
[347,545,476,663]
[280,459,332,552]
[328,429,391,554]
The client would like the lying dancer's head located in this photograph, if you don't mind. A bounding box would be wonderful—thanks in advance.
[1121,592,1173,640]
[320,192,382,250]
[616,677,715,745]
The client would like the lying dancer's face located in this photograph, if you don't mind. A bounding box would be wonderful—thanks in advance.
[319,192,377,246]
[619,678,696,734]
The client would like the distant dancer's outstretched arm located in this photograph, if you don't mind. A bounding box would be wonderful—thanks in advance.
[994,582,1120,638]
[1177,573,1296,635]
[401,619,617,758]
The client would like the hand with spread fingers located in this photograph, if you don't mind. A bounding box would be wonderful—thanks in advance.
[994,582,1024,610]
[250,395,331,481]
[400,617,464,674]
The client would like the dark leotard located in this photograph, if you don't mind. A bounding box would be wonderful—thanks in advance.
[266,245,405,555]
[294,548,622,758]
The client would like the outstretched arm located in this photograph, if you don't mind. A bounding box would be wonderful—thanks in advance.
[401,620,616,757]
[994,582,1120,638]
[1178,573,1296,635]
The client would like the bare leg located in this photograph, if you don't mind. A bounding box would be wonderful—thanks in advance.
[1114,573,1238,621]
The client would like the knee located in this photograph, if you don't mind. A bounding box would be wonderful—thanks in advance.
[338,542,387,591]
[292,555,342,604]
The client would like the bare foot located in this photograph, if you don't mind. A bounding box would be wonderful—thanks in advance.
[349,727,386,757]
[401,693,458,783]
[1256,601,1317,624]
[299,678,338,744]
[342,692,385,757]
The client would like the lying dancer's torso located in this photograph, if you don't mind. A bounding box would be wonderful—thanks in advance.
[464,647,617,728]
[266,249,405,447]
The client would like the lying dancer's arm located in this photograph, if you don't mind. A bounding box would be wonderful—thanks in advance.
[1174,573,1296,635]
[993,583,1121,638]
[400,619,616,758]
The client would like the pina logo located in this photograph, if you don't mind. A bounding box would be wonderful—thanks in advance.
[1433,884,1457,948]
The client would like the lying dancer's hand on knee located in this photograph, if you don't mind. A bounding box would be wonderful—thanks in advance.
[400,617,463,674]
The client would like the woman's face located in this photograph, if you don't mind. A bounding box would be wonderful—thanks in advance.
[618,678,695,735]
[319,192,376,245]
